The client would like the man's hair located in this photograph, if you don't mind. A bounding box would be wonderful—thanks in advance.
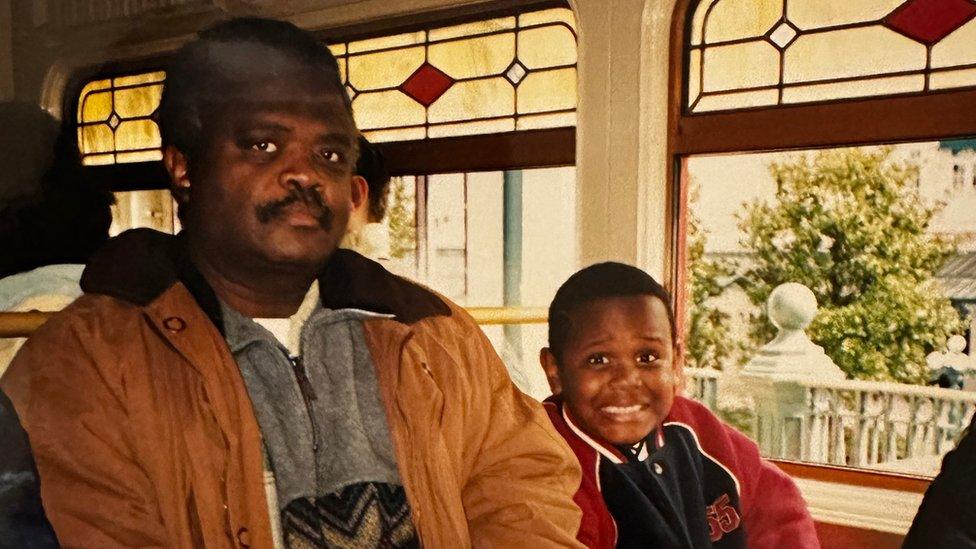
[0,102,114,278]
[547,262,676,365]
[158,17,351,160]
[356,136,391,222]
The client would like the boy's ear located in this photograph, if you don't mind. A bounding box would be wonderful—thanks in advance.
[164,146,191,205]
[540,347,562,395]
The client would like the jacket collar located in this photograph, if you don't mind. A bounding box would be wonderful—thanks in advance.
[80,228,450,327]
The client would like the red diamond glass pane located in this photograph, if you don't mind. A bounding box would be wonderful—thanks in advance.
[401,63,455,107]
[884,0,976,45]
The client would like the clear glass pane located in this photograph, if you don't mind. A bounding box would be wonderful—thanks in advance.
[328,43,347,56]
[347,31,425,54]
[702,41,779,92]
[517,68,577,114]
[347,46,425,91]
[428,119,515,138]
[80,90,112,124]
[362,127,427,143]
[352,90,426,131]
[109,190,176,236]
[787,0,904,30]
[931,17,976,68]
[428,34,515,79]
[114,84,162,119]
[691,0,722,46]
[113,71,164,88]
[784,26,925,83]
[518,7,577,31]
[114,150,163,163]
[931,67,976,90]
[428,78,514,123]
[515,112,576,130]
[483,322,552,399]
[688,49,703,107]
[703,0,782,44]
[782,75,924,103]
[114,120,161,152]
[81,153,115,166]
[693,89,779,112]
[78,124,114,155]
[428,16,516,42]
[518,25,578,69]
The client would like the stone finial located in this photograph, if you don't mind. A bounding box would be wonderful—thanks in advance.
[741,282,846,380]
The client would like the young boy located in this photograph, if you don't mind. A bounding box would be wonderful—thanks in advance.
[541,262,818,548]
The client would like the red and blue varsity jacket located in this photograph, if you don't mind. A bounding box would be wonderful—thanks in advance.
[545,395,819,548]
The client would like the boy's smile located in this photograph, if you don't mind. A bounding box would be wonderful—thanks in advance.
[544,294,678,446]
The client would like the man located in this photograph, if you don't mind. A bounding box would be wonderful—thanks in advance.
[342,136,393,262]
[2,18,582,548]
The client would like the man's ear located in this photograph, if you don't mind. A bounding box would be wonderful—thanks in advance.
[540,347,562,395]
[164,146,191,205]
[351,174,368,213]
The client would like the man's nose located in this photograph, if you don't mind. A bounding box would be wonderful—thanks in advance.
[278,150,318,190]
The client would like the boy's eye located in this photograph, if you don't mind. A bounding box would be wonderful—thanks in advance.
[637,353,658,365]
[249,141,277,153]
[586,354,610,366]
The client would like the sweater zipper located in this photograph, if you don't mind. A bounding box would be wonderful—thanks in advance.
[289,355,319,453]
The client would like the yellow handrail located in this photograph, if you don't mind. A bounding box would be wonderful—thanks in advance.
[0,306,549,338]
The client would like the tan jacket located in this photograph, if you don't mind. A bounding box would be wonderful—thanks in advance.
[1,230,583,548]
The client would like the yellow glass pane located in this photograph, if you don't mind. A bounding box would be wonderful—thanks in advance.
[516,112,576,130]
[518,25,577,69]
[785,27,924,83]
[428,118,515,138]
[517,69,577,114]
[931,18,976,69]
[787,0,904,30]
[692,89,778,112]
[328,43,347,56]
[781,74,923,103]
[114,84,162,118]
[80,90,113,124]
[352,90,426,131]
[691,0,722,46]
[429,16,516,41]
[82,153,115,166]
[519,8,577,32]
[348,31,425,54]
[113,71,165,87]
[114,119,161,151]
[704,0,782,44]
[78,124,115,154]
[362,127,427,143]
[930,68,976,90]
[428,78,514,123]
[429,34,514,80]
[338,57,347,84]
[348,46,425,91]
[688,49,703,106]
[77,79,111,123]
[115,150,164,163]
[702,41,779,92]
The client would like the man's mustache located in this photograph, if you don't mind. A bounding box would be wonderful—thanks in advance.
[254,182,334,230]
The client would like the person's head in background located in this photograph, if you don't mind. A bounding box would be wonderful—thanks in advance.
[347,136,391,233]
[540,262,682,446]
[0,101,114,278]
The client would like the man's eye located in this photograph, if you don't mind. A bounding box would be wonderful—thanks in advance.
[319,150,342,164]
[250,141,277,153]
[637,353,658,364]
[586,354,609,366]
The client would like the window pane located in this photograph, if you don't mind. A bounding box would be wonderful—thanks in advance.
[682,140,976,476]
[787,0,904,30]
[703,0,782,44]
[702,41,780,93]
[109,190,176,236]
[428,78,514,123]
[428,34,515,79]
[784,27,925,83]
[76,71,165,165]
[347,47,425,91]
[517,68,577,114]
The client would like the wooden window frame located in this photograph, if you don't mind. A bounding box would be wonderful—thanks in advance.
[667,0,976,491]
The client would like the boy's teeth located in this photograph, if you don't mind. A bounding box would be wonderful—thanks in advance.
[603,405,642,414]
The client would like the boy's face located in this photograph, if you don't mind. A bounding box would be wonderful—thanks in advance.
[542,294,678,446]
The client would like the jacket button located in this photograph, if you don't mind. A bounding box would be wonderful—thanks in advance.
[163,316,186,332]
[236,527,250,547]
[653,463,664,474]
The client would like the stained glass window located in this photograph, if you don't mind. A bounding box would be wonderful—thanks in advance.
[332,7,577,142]
[77,71,165,165]
[687,0,976,113]
[74,7,577,164]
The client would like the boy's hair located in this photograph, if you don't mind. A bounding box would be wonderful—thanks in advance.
[356,136,391,222]
[547,262,676,365]
[158,17,351,161]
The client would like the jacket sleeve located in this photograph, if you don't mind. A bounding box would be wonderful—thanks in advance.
[0,310,169,547]
[457,325,584,548]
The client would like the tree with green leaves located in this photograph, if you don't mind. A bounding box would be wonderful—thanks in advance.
[386,176,417,260]
[738,147,962,383]
[685,186,743,371]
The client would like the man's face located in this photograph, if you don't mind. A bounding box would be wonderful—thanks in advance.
[544,295,678,446]
[176,83,360,273]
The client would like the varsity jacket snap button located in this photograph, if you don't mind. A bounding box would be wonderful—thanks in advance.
[653,463,664,474]
[163,316,186,332]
